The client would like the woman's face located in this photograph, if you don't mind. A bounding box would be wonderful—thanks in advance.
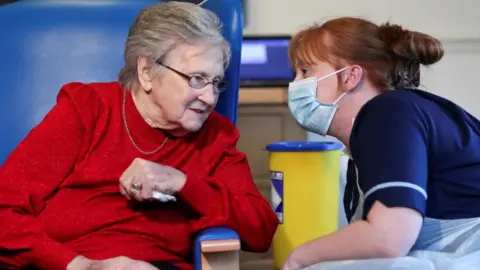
[145,44,225,135]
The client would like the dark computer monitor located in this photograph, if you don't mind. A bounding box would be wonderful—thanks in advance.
[240,36,294,87]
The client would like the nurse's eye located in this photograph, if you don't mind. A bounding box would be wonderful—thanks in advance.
[300,68,310,75]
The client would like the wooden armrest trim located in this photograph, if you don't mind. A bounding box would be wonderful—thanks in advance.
[200,239,240,253]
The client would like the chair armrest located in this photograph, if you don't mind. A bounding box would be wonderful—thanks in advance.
[194,227,240,270]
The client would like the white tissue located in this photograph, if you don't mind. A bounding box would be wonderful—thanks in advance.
[151,191,176,202]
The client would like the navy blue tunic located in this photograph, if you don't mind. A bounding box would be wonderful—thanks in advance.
[344,89,480,221]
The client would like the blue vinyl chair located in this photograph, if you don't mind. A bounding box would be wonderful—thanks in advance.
[0,1,243,269]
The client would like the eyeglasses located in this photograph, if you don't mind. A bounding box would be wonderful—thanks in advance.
[157,61,227,94]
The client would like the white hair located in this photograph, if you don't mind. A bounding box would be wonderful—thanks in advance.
[118,1,231,91]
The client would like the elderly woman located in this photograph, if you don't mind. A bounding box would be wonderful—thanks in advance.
[0,2,278,270]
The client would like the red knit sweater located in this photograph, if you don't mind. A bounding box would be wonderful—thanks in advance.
[0,82,278,270]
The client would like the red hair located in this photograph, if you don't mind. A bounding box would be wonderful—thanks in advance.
[289,17,444,90]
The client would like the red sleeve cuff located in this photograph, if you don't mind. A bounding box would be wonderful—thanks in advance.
[27,236,78,270]
[177,175,222,216]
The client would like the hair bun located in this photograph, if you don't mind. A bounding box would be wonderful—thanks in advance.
[379,22,444,66]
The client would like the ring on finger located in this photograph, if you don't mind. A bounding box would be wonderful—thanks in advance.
[131,183,141,191]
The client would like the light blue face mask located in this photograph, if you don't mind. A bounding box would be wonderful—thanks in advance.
[288,67,350,136]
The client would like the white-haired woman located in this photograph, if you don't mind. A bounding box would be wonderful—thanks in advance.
[0,2,278,270]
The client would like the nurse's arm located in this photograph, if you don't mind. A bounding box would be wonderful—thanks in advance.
[288,201,422,268]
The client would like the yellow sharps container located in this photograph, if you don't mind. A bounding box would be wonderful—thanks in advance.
[266,141,343,269]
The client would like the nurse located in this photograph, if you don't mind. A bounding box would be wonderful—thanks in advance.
[282,17,480,270]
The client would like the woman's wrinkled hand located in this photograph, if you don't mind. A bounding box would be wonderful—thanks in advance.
[66,255,93,270]
[91,256,159,270]
[119,158,187,202]
[67,255,158,270]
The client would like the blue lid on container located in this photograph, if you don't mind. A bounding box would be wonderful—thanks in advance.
[265,141,344,152]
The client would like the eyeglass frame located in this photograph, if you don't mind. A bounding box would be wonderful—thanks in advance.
[156,61,227,94]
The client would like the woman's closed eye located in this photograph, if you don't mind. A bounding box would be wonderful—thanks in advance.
[300,68,310,76]
[294,67,310,80]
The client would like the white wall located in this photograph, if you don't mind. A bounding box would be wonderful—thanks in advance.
[244,0,480,40]
[420,39,480,117]
[244,0,480,227]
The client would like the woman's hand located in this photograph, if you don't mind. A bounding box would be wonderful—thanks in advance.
[119,158,187,202]
[91,256,159,270]
[67,255,93,270]
[67,255,159,270]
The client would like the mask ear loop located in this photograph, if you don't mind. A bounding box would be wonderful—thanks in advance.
[323,66,350,105]
[198,0,208,6]
[316,66,351,82]
[333,92,347,105]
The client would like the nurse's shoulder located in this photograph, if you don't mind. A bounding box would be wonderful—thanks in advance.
[352,88,430,138]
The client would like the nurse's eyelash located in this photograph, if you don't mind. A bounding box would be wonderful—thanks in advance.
[301,68,310,75]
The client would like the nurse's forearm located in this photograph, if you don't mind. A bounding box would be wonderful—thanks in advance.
[291,202,423,268]
[292,220,395,267]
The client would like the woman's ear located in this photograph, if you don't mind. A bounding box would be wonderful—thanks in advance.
[137,56,153,92]
[342,65,363,93]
